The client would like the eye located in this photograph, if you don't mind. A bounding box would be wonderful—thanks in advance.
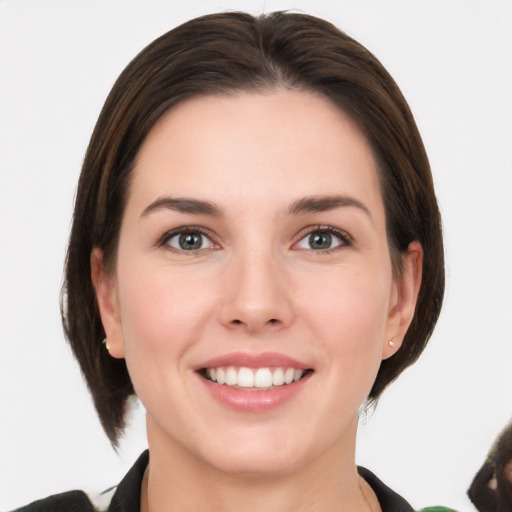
[163,229,217,252]
[295,228,350,251]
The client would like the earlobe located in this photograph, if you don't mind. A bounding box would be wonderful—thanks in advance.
[382,338,398,360]
[90,248,125,358]
[382,241,423,360]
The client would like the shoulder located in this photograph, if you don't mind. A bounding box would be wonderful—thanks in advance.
[357,467,458,512]
[10,486,117,512]
[358,466,414,512]
[10,451,147,512]
[10,490,98,512]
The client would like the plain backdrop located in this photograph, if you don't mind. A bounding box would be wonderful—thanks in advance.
[1,1,511,510]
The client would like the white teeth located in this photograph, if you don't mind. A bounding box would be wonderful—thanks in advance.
[272,368,284,385]
[237,367,255,388]
[216,367,226,384]
[205,366,307,389]
[226,367,237,386]
[254,368,272,388]
[284,368,294,384]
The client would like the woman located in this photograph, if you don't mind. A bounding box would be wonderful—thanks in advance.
[15,11,445,512]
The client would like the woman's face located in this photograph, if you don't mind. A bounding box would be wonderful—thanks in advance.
[94,90,421,475]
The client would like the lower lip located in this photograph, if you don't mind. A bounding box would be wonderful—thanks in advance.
[198,373,312,412]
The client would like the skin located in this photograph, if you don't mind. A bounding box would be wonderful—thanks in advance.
[92,90,422,511]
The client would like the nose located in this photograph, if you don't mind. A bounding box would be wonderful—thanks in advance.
[218,247,294,334]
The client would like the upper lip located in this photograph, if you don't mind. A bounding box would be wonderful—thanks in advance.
[194,351,311,371]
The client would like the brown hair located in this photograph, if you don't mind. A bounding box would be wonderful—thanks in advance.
[62,11,444,445]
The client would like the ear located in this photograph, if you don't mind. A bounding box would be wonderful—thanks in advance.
[382,241,423,360]
[90,248,125,358]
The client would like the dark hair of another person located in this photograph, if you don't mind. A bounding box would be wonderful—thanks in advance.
[61,11,445,446]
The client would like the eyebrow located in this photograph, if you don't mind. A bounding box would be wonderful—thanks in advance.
[287,195,371,217]
[140,197,223,218]
[140,194,370,219]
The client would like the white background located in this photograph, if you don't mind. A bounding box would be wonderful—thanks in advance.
[1,1,511,510]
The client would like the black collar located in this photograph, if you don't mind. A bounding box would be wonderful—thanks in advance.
[109,451,148,512]
[358,466,414,511]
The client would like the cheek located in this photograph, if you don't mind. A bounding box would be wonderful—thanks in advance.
[115,265,217,386]
[317,288,388,402]
[121,275,204,340]
[299,266,392,395]
[304,268,391,343]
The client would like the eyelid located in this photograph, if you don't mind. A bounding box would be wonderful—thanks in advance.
[155,225,220,252]
[154,224,352,253]
[292,225,353,252]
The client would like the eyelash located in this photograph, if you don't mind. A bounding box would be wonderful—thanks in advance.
[155,225,353,254]
[293,225,353,253]
[156,226,218,254]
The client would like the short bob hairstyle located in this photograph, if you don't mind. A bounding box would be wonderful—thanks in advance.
[62,11,444,445]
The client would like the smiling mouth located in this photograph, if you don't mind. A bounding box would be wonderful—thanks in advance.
[199,366,313,390]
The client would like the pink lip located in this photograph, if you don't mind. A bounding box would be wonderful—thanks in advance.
[194,351,310,370]
[194,351,313,412]
[198,371,313,412]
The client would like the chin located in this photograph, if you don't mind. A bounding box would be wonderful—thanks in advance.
[192,422,320,478]
[203,446,305,478]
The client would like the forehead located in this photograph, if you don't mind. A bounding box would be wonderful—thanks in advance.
[129,90,382,214]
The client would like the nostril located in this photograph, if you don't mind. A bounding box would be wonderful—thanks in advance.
[227,318,282,328]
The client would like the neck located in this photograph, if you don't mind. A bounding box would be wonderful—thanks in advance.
[142,416,379,512]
